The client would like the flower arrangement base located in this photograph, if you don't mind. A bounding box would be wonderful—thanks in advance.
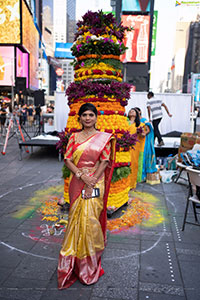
[107,201,128,218]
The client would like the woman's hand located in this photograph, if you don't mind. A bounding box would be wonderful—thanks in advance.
[82,186,93,199]
[81,174,97,188]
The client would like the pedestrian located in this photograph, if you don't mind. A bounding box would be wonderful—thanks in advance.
[27,104,35,127]
[135,107,157,182]
[147,92,172,146]
[35,104,41,125]
[21,104,27,125]
[57,103,116,289]
[128,107,145,190]
[0,103,7,135]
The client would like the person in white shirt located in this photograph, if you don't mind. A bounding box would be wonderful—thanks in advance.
[147,92,172,146]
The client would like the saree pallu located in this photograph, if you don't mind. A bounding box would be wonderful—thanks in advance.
[141,119,157,181]
[58,132,115,289]
[129,122,145,189]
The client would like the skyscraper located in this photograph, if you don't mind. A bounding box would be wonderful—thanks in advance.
[53,0,76,45]
[67,0,76,43]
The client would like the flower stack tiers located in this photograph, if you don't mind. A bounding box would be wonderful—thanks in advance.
[63,11,137,214]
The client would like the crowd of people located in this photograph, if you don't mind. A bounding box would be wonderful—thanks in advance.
[0,102,55,136]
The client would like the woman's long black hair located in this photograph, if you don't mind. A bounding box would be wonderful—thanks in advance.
[128,108,140,128]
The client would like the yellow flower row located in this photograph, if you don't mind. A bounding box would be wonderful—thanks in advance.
[75,63,121,74]
[64,186,130,209]
[74,74,122,82]
[115,151,131,163]
[64,191,70,203]
[70,102,124,113]
[78,24,114,32]
[109,175,130,194]
[67,115,130,132]
[107,187,130,209]
[75,32,118,45]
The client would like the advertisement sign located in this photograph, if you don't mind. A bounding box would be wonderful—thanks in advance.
[0,0,20,44]
[56,68,64,76]
[55,43,74,59]
[22,0,39,89]
[151,11,158,56]
[40,58,49,94]
[0,46,15,86]
[121,15,150,63]
[16,47,29,88]
[191,74,200,102]
[175,1,200,6]
[122,0,150,12]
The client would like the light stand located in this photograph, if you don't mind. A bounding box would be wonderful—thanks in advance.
[1,73,30,154]
[1,113,30,155]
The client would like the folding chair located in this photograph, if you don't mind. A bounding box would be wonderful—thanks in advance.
[182,167,200,231]
[174,161,187,183]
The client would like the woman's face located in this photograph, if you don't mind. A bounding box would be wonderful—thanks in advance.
[128,109,136,119]
[80,110,97,129]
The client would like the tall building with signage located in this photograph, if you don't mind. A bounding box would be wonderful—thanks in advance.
[119,0,154,91]
[54,42,74,90]
[43,1,54,57]
[170,21,190,93]
[0,0,40,101]
[183,20,200,94]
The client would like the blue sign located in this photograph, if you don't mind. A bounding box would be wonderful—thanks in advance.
[54,43,74,59]
[122,0,151,12]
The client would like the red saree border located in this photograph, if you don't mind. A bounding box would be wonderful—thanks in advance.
[58,250,104,289]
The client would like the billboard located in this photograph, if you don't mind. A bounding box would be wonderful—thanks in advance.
[22,0,39,89]
[121,15,150,63]
[55,43,75,59]
[16,47,29,88]
[191,73,200,102]
[0,46,15,86]
[151,11,158,56]
[122,0,151,12]
[0,0,20,44]
[175,0,200,6]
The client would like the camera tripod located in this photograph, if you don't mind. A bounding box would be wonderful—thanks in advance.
[1,114,30,155]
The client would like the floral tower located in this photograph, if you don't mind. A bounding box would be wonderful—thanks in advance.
[63,11,137,214]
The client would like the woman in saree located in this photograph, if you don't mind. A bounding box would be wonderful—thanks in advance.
[135,108,157,182]
[58,103,116,289]
[128,108,146,190]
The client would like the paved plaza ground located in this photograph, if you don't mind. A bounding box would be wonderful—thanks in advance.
[0,136,200,300]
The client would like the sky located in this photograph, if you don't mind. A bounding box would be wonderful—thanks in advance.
[76,0,111,21]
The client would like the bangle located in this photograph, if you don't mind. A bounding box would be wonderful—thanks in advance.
[75,170,83,179]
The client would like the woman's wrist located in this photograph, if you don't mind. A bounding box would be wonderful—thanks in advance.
[75,170,83,179]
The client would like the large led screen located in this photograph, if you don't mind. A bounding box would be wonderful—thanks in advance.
[0,0,20,44]
[121,15,150,63]
[22,0,39,89]
[16,47,29,88]
[122,0,150,12]
[0,46,15,86]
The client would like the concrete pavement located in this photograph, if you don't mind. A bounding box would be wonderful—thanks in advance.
[0,136,200,300]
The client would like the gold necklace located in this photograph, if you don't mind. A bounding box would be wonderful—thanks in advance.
[82,129,96,137]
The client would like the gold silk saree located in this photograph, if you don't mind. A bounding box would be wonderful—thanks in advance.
[58,132,115,289]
